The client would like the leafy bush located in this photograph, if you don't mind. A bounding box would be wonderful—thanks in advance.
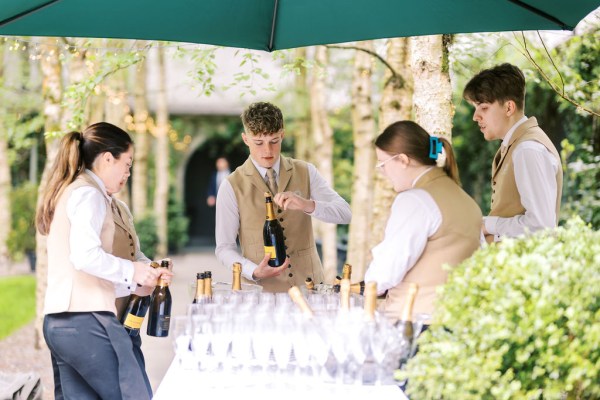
[6,182,37,262]
[403,216,600,399]
[136,213,158,260]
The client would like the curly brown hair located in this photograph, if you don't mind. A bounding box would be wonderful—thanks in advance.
[241,102,284,136]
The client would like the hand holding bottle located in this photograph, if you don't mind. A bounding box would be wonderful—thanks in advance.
[132,261,172,287]
[251,253,289,281]
[273,191,315,213]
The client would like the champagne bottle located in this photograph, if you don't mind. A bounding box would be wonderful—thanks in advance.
[288,286,314,318]
[340,278,351,311]
[263,192,287,267]
[120,261,160,336]
[342,263,352,281]
[204,270,213,301]
[349,280,366,295]
[363,281,378,321]
[304,277,314,291]
[232,262,242,291]
[395,283,419,368]
[332,275,342,293]
[147,264,172,337]
[192,272,205,304]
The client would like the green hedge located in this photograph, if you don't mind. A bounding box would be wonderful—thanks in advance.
[402,216,600,399]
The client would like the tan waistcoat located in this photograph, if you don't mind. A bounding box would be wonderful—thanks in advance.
[112,199,141,320]
[228,156,323,292]
[382,168,482,319]
[44,174,117,315]
[490,117,563,221]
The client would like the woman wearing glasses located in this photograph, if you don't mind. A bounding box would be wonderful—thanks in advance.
[364,120,482,328]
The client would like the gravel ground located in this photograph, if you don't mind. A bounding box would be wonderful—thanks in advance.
[0,322,54,400]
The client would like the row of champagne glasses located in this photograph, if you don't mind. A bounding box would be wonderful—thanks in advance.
[171,290,428,388]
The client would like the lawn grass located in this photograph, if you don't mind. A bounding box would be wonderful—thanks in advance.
[0,275,36,339]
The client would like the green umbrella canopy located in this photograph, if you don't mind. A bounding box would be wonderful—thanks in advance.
[1,0,599,51]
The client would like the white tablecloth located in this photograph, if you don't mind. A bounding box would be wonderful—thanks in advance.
[153,359,408,400]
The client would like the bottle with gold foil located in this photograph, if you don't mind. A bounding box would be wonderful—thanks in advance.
[263,192,287,267]
[121,261,160,336]
[147,263,172,337]
[232,263,242,291]
[349,280,366,295]
[363,281,378,321]
[192,272,205,304]
[288,286,314,318]
[304,277,315,291]
[340,279,351,311]
[204,271,213,301]
[342,263,352,281]
[395,283,419,368]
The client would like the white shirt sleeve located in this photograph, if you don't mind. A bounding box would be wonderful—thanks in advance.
[484,141,559,240]
[306,163,352,224]
[67,187,135,292]
[214,179,259,281]
[364,189,441,295]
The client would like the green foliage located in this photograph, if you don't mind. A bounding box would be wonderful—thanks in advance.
[167,190,189,253]
[403,217,600,399]
[0,275,36,339]
[6,182,37,261]
[560,139,600,229]
[136,213,158,260]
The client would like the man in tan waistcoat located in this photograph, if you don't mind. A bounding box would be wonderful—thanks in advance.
[215,102,351,292]
[463,63,563,243]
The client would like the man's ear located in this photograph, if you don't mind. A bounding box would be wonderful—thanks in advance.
[505,100,517,116]
[241,132,249,146]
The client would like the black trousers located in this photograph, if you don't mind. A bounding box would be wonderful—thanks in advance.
[44,312,151,400]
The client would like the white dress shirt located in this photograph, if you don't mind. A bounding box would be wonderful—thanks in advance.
[364,168,442,295]
[484,116,560,241]
[215,156,352,280]
[67,170,140,297]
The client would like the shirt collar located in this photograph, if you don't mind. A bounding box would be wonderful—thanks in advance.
[412,166,434,187]
[250,156,281,179]
[502,115,528,147]
[85,169,112,202]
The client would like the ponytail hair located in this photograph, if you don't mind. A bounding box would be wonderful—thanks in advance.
[374,120,461,185]
[36,131,84,235]
[36,122,133,235]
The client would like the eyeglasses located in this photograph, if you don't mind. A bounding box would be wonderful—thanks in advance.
[375,154,399,169]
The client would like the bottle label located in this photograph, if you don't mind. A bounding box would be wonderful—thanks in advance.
[124,314,144,329]
[264,246,276,258]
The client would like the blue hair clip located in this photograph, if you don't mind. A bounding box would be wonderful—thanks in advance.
[429,136,443,160]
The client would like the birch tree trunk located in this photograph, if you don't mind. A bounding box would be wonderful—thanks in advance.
[35,38,64,348]
[291,47,311,162]
[410,35,454,138]
[347,41,375,280]
[132,42,150,218]
[153,48,169,258]
[105,57,130,203]
[309,46,337,282]
[0,43,14,268]
[370,38,413,251]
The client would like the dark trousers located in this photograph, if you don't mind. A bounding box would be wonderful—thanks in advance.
[44,312,151,400]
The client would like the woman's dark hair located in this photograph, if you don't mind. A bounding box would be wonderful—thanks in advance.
[36,122,133,235]
[374,120,460,185]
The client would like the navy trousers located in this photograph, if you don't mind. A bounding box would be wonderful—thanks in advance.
[44,312,151,400]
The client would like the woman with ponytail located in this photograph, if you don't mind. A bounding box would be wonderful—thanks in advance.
[36,122,171,399]
[364,120,482,328]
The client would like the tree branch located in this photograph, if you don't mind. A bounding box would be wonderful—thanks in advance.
[514,32,599,118]
[325,44,405,88]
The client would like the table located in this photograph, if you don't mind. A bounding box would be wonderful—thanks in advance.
[154,358,408,399]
